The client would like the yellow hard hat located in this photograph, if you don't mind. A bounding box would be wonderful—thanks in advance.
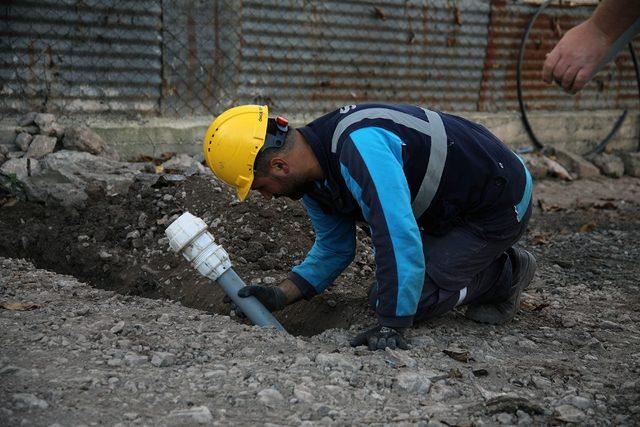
[203,105,268,201]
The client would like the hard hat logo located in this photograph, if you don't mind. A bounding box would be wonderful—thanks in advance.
[202,105,269,201]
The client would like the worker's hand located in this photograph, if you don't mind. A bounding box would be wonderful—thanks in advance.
[237,285,287,312]
[350,325,409,351]
[542,19,613,93]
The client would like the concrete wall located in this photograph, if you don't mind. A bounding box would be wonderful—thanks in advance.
[1,110,637,160]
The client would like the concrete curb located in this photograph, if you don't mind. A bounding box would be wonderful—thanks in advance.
[1,111,638,160]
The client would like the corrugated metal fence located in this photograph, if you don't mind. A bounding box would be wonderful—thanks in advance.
[1,0,638,119]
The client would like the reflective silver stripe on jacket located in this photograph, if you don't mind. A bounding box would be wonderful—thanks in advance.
[330,107,448,219]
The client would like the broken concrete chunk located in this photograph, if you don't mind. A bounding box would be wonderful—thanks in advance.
[522,153,572,181]
[588,153,625,178]
[26,135,57,159]
[14,133,33,152]
[63,126,119,161]
[551,148,600,178]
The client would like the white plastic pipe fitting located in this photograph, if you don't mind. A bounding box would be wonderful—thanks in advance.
[165,212,286,332]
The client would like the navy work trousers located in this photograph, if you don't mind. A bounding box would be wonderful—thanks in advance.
[369,201,533,323]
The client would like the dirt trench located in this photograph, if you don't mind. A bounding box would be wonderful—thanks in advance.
[0,175,375,337]
[1,174,639,341]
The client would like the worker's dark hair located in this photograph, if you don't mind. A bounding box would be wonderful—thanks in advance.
[253,120,295,177]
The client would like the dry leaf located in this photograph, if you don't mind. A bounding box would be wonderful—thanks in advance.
[532,234,550,245]
[155,165,165,174]
[1,302,39,311]
[520,300,550,311]
[578,222,596,233]
[537,199,565,213]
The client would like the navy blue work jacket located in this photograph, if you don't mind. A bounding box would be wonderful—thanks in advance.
[288,103,532,327]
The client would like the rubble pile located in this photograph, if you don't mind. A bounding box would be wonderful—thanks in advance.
[0,112,209,208]
[522,148,640,181]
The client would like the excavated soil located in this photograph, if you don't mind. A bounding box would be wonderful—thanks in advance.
[1,174,640,425]
[0,174,375,336]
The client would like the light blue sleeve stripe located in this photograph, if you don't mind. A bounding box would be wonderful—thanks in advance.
[515,155,533,222]
[291,195,356,293]
[347,127,425,317]
[340,164,370,220]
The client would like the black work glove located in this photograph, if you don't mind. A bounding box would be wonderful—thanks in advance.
[237,285,287,312]
[350,325,409,351]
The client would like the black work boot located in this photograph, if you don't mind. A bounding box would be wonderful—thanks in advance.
[465,247,537,325]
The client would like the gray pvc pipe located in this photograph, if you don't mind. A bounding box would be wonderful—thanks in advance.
[216,268,287,333]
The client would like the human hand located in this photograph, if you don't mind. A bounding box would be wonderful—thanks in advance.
[350,324,409,351]
[542,19,613,93]
[237,285,288,312]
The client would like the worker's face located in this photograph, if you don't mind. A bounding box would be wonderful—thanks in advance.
[251,170,309,201]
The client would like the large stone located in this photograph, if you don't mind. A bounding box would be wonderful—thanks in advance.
[161,153,205,176]
[34,113,56,135]
[0,158,42,179]
[21,150,138,207]
[551,148,600,179]
[14,133,33,151]
[588,153,625,178]
[63,126,119,161]
[553,404,586,423]
[523,153,572,181]
[26,135,57,159]
[621,152,640,177]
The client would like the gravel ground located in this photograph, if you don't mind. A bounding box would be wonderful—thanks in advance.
[1,177,639,426]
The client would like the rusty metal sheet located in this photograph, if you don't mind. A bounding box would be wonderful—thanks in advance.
[478,1,639,112]
[0,0,161,117]
[237,0,491,114]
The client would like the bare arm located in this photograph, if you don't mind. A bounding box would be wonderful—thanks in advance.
[542,0,640,93]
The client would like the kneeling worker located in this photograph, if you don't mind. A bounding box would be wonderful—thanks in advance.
[203,104,536,351]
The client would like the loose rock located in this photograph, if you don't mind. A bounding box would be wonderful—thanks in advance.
[168,406,213,424]
[26,135,57,159]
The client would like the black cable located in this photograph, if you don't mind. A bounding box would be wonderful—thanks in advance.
[516,1,640,154]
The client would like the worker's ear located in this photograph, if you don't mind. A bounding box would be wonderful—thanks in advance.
[270,158,289,176]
